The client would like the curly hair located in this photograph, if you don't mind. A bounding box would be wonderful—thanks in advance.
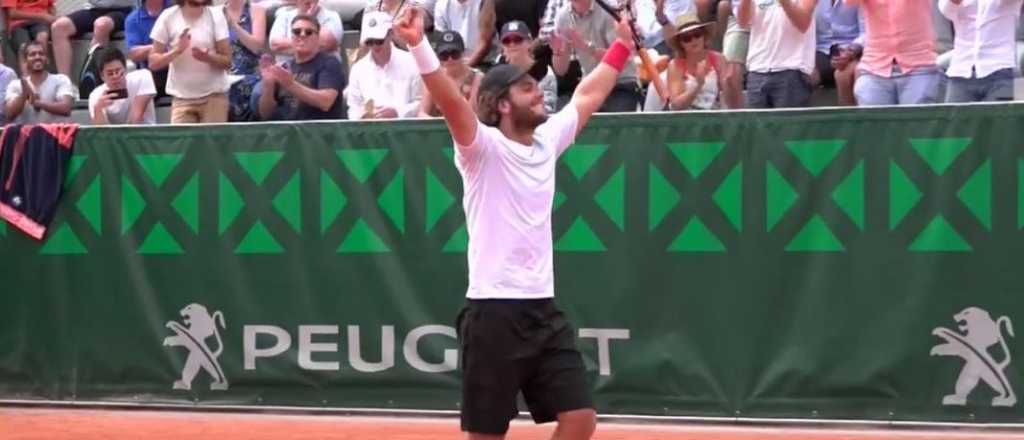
[475,87,507,127]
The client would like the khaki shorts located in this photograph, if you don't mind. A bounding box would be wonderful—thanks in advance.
[723,16,750,65]
[171,93,229,124]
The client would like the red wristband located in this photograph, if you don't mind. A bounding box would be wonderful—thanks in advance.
[602,40,631,72]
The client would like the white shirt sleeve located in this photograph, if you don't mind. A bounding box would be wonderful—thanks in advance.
[454,121,493,166]
[937,0,958,20]
[269,8,290,43]
[150,8,170,44]
[88,86,103,120]
[434,0,449,31]
[134,70,158,97]
[6,79,21,104]
[398,75,423,118]
[54,75,75,100]
[345,66,366,120]
[548,105,580,156]
[634,0,664,47]
[211,6,231,41]
[320,10,344,43]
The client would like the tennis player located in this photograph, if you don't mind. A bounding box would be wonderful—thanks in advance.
[393,5,636,439]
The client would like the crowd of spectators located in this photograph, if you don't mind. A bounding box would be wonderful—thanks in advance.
[0,0,1021,125]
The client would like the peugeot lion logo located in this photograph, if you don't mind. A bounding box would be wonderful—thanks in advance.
[164,303,229,391]
[931,306,1016,407]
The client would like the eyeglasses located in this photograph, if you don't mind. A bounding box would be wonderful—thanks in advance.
[501,36,525,46]
[365,38,386,47]
[678,31,703,43]
[438,51,462,61]
[291,27,318,37]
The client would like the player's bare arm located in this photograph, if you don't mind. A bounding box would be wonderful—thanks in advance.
[394,6,478,148]
[568,15,637,136]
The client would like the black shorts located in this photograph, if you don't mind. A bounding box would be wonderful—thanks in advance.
[9,21,49,53]
[456,299,592,435]
[67,7,130,36]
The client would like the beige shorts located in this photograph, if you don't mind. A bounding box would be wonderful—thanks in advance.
[723,16,750,65]
[171,93,229,124]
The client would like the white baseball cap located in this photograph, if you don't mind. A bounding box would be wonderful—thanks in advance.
[360,11,393,44]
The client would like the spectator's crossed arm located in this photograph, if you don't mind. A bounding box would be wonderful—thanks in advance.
[269,11,295,55]
[318,11,344,53]
[778,0,816,33]
[470,0,496,67]
[125,12,154,65]
[34,76,74,117]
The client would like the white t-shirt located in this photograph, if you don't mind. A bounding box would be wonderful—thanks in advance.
[434,0,483,56]
[454,106,580,299]
[150,5,231,99]
[88,70,158,125]
[746,0,816,75]
[344,46,423,119]
[4,74,75,124]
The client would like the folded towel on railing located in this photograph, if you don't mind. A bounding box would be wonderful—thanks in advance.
[0,124,79,240]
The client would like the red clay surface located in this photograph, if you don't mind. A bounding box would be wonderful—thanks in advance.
[2,408,1022,440]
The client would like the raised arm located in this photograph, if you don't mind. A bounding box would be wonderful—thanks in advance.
[737,0,754,28]
[394,7,478,147]
[779,0,816,33]
[567,15,635,135]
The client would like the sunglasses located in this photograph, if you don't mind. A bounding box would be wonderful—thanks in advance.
[291,27,318,37]
[678,31,704,43]
[365,38,386,47]
[438,51,462,61]
[501,35,525,45]
[185,0,208,6]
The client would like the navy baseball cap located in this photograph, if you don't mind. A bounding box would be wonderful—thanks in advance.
[432,30,466,54]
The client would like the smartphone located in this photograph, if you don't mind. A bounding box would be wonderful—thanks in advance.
[107,88,128,100]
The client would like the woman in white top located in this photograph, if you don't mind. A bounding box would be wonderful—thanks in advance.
[664,14,733,110]
[149,0,233,123]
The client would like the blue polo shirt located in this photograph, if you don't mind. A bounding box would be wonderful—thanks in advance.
[125,0,171,67]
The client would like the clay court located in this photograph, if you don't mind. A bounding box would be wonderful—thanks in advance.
[2,407,1021,440]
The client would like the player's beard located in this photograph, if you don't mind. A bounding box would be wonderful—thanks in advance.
[508,100,547,131]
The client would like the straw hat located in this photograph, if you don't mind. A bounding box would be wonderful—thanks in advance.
[671,13,714,38]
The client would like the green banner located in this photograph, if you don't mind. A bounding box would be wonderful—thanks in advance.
[1,105,1022,423]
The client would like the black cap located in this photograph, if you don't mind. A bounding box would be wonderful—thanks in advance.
[499,20,531,41]
[479,64,530,97]
[431,30,465,54]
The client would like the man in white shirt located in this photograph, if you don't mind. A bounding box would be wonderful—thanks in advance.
[345,11,422,119]
[635,0,695,54]
[552,0,641,112]
[939,0,1022,102]
[434,0,486,63]
[269,0,344,64]
[394,5,638,440]
[737,0,817,108]
[4,41,74,124]
[149,1,232,123]
[89,48,157,125]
